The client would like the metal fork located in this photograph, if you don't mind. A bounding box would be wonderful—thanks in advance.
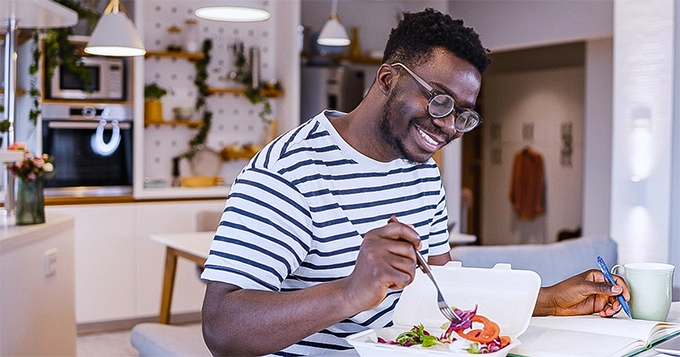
[414,249,462,323]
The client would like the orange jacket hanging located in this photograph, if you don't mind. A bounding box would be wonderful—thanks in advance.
[509,147,545,220]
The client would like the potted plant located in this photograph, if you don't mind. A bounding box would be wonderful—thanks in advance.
[144,83,168,125]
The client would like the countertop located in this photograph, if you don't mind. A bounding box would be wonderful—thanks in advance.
[0,213,74,253]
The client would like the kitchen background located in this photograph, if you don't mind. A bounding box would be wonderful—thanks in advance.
[140,0,278,193]
[1,0,678,337]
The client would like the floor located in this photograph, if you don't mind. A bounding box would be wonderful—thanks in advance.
[77,322,204,356]
[77,329,139,357]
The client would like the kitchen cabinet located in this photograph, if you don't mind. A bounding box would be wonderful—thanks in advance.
[0,214,76,356]
[46,199,225,326]
[47,204,137,324]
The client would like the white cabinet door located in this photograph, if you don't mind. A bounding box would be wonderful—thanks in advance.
[46,204,137,324]
[135,199,225,317]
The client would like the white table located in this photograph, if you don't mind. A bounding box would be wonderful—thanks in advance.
[449,232,477,246]
[150,231,213,324]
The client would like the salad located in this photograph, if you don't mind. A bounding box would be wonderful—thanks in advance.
[377,306,511,354]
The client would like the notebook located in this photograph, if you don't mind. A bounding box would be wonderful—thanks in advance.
[508,314,680,357]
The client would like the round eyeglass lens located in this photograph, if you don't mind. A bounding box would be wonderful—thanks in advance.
[455,111,479,132]
[429,94,454,118]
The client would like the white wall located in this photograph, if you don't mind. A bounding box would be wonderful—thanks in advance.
[671,0,680,288]
[611,0,675,264]
[482,67,584,245]
[448,0,613,52]
[582,38,613,238]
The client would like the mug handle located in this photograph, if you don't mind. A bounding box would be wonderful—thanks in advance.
[611,264,625,276]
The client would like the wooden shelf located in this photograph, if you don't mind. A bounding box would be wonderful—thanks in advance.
[144,119,204,128]
[206,87,284,97]
[144,51,205,62]
[0,88,27,96]
[301,52,382,65]
[0,32,32,45]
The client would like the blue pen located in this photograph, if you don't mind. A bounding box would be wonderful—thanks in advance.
[596,256,631,318]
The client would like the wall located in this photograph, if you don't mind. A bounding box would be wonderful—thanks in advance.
[448,0,613,52]
[582,38,613,238]
[481,67,584,245]
[611,0,675,264]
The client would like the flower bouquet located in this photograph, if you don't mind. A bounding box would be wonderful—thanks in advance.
[5,148,55,225]
[6,153,55,182]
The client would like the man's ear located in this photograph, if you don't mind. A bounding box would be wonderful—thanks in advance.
[376,64,396,96]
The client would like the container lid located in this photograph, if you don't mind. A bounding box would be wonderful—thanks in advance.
[393,261,541,339]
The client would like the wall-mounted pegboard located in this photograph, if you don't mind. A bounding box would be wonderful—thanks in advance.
[141,0,278,184]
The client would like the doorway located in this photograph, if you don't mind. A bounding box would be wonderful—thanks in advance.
[462,42,586,245]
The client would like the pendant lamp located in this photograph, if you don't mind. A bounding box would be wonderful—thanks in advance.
[84,0,146,57]
[317,0,350,46]
[195,6,270,22]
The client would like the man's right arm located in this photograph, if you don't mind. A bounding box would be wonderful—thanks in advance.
[202,280,357,356]
[201,219,424,356]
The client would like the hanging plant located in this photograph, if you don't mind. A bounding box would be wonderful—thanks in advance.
[228,41,275,123]
[178,38,213,160]
[25,0,100,128]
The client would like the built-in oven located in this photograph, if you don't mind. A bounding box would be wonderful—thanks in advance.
[41,103,133,197]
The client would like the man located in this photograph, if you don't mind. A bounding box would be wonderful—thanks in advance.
[201,8,628,356]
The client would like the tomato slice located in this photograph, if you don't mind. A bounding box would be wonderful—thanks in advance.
[499,335,512,348]
[454,315,500,344]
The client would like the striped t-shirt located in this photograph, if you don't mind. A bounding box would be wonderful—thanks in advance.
[201,110,451,356]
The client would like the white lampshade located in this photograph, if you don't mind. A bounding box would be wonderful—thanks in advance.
[317,13,350,47]
[84,0,145,57]
[195,6,270,22]
[317,0,349,47]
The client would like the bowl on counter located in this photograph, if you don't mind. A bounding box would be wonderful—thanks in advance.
[181,176,216,187]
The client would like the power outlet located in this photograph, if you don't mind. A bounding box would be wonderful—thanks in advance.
[44,249,58,277]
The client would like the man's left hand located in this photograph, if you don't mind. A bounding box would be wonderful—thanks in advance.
[534,269,630,317]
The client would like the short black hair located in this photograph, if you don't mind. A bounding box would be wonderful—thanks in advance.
[383,8,491,74]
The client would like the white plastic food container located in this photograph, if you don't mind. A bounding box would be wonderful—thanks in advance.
[346,261,541,357]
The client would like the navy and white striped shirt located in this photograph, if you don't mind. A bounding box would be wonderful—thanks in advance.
[202,111,450,356]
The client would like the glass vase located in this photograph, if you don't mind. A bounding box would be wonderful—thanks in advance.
[16,178,45,225]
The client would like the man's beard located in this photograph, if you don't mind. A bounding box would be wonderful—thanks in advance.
[378,94,426,164]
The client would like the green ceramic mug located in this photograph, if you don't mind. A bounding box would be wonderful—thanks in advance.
[611,262,675,321]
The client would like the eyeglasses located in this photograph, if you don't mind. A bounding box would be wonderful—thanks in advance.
[391,62,483,133]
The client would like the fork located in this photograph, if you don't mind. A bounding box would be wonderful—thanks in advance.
[414,249,462,323]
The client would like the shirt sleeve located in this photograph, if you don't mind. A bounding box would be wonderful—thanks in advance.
[201,166,312,291]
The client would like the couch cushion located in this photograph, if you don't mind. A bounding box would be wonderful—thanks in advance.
[130,323,211,357]
[449,236,618,286]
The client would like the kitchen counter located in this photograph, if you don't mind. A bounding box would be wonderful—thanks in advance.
[0,212,74,253]
[0,213,76,356]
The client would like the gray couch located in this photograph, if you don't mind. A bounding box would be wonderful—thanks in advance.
[449,236,618,286]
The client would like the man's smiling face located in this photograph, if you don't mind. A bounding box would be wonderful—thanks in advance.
[378,49,482,163]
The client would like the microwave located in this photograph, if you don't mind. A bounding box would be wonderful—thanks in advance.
[47,56,126,101]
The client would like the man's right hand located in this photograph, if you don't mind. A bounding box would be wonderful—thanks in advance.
[343,215,422,312]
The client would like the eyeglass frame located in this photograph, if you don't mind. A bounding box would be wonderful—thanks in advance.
[390,62,483,133]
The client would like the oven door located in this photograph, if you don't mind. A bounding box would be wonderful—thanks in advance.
[42,120,133,193]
